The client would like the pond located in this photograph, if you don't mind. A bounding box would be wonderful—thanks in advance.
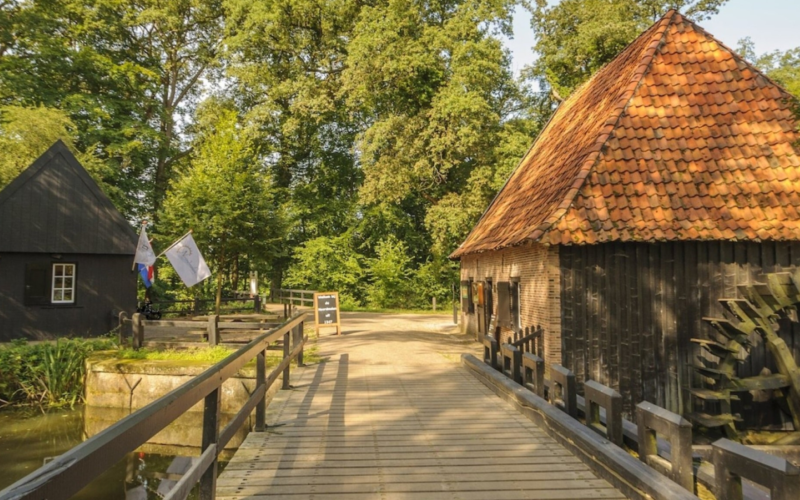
[0,406,231,499]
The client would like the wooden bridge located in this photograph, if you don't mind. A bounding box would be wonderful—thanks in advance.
[217,320,625,499]
[2,312,799,500]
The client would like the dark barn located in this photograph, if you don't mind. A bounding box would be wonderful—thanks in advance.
[452,11,800,431]
[0,141,137,341]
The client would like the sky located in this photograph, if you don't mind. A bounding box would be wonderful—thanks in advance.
[503,0,800,78]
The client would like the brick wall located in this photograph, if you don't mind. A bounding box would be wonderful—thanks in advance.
[459,243,562,367]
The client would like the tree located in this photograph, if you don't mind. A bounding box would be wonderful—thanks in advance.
[283,235,366,306]
[737,38,800,98]
[159,104,285,312]
[0,105,122,203]
[0,0,225,220]
[225,0,363,287]
[366,236,415,309]
[528,0,729,100]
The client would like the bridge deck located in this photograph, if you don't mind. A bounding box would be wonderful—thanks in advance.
[217,314,627,499]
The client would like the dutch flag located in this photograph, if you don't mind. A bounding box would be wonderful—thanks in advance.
[138,264,154,288]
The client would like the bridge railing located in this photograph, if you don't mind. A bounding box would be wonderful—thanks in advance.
[0,312,309,500]
[271,288,316,317]
[479,348,800,500]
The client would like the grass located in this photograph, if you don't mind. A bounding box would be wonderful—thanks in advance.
[113,343,325,367]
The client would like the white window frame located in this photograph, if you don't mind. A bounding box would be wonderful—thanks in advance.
[51,263,76,304]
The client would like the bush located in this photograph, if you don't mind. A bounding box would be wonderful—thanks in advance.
[366,236,415,309]
[0,338,115,408]
[284,235,366,305]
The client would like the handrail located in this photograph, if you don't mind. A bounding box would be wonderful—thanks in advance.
[0,312,309,500]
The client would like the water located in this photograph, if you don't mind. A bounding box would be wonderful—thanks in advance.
[0,406,230,499]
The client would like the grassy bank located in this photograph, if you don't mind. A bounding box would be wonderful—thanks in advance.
[1,337,324,410]
[0,338,116,408]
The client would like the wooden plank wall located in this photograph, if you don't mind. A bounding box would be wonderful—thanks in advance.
[559,241,800,423]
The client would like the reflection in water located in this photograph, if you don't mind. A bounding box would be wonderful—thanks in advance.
[0,407,229,499]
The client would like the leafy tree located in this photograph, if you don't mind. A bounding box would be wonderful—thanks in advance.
[225,0,363,286]
[158,104,285,312]
[528,0,729,100]
[366,235,415,309]
[284,235,366,306]
[0,105,122,203]
[737,37,800,98]
[0,0,225,220]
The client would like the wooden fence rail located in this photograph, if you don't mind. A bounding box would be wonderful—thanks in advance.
[481,343,800,500]
[0,312,308,500]
[147,297,262,317]
[118,313,280,349]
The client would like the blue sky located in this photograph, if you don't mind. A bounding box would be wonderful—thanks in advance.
[503,0,800,78]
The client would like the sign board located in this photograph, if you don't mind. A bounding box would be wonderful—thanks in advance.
[313,291,341,335]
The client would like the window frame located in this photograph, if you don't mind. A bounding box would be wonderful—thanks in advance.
[51,263,77,304]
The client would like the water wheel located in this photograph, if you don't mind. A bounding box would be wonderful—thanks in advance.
[692,272,800,441]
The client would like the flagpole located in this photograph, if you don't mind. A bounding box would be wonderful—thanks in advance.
[132,221,147,271]
[156,229,194,259]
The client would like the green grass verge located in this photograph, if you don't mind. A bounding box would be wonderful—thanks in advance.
[114,343,325,367]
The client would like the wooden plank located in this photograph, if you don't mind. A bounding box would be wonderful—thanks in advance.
[575,246,587,384]
[218,335,627,500]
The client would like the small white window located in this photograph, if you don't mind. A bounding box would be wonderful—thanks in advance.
[52,264,76,304]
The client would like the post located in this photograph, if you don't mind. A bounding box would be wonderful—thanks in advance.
[432,297,436,311]
[549,364,577,418]
[193,297,201,316]
[208,315,219,346]
[452,284,458,324]
[283,301,288,319]
[637,401,694,492]
[199,388,220,500]
[282,330,291,390]
[584,380,624,446]
[253,295,260,313]
[713,438,800,500]
[131,313,144,350]
[255,349,266,431]
[118,311,128,347]
[297,321,305,367]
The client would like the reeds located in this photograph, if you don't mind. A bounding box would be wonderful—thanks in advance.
[0,338,115,409]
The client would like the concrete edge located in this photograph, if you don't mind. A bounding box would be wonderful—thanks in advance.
[461,353,699,500]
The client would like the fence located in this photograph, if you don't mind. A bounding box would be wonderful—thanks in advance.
[478,342,800,500]
[0,312,308,500]
[149,296,262,317]
[270,288,316,317]
[118,312,281,349]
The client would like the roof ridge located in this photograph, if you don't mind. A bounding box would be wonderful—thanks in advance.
[526,9,678,245]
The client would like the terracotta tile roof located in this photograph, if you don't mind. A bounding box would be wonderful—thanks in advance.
[451,10,800,258]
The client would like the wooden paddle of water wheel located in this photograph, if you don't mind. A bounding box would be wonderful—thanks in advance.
[693,272,800,442]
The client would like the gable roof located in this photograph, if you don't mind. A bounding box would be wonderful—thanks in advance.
[451,10,800,258]
[0,140,137,254]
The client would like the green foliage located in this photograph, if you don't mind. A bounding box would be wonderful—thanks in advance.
[528,0,729,99]
[737,37,800,98]
[158,102,286,303]
[284,235,365,304]
[366,236,415,309]
[0,338,116,408]
[0,105,125,204]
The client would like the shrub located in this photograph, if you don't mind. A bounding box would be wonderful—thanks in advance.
[366,236,415,309]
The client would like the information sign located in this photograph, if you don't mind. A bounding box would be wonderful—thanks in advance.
[313,291,341,335]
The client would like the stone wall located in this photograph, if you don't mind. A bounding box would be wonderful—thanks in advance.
[458,243,562,367]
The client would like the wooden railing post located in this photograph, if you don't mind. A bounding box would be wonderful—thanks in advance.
[131,313,144,350]
[199,388,221,500]
[118,312,129,347]
[208,315,219,346]
[253,295,261,313]
[297,321,305,367]
[255,349,266,432]
[282,330,291,390]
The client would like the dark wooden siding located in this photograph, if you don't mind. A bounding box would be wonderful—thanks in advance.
[0,253,136,341]
[0,141,137,254]
[560,241,800,421]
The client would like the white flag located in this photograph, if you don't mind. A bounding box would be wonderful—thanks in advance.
[134,226,157,267]
[164,234,211,287]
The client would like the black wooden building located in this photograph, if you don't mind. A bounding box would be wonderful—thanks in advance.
[0,141,137,341]
[452,11,800,427]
